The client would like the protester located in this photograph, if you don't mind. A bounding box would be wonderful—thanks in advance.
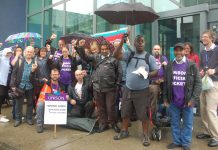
[184,42,200,68]
[36,68,65,133]
[67,70,93,118]
[11,46,23,66]
[0,48,13,122]
[77,39,122,133]
[197,30,218,147]
[163,43,202,150]
[10,46,37,127]
[113,34,158,146]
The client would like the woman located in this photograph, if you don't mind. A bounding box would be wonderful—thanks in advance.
[184,42,200,68]
[11,46,23,66]
[0,48,13,122]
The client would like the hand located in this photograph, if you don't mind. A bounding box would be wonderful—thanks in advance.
[187,100,195,107]
[126,37,130,46]
[70,99,76,105]
[200,70,205,77]
[42,78,48,82]
[11,87,16,92]
[0,43,2,47]
[79,39,86,47]
[206,69,215,75]
[49,55,53,59]
[66,95,69,100]
[16,51,22,57]
[162,61,167,66]
[32,63,38,72]
[50,33,57,40]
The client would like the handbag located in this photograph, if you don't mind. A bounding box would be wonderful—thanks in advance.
[202,74,214,91]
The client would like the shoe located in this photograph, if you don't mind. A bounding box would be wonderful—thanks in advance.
[167,143,182,149]
[196,133,211,139]
[14,120,22,127]
[0,116,9,123]
[27,120,33,125]
[36,125,44,133]
[112,123,121,133]
[183,146,190,150]
[96,125,109,133]
[114,130,129,140]
[142,135,150,147]
[208,138,218,147]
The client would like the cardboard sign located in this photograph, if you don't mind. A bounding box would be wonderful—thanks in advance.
[44,93,67,125]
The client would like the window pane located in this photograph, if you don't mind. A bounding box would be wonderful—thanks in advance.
[135,23,152,53]
[97,0,129,8]
[211,0,218,4]
[136,0,151,7]
[158,15,200,60]
[27,13,42,47]
[182,0,198,7]
[44,0,63,7]
[28,0,42,14]
[154,0,179,12]
[44,4,64,47]
[66,0,93,34]
[198,0,210,4]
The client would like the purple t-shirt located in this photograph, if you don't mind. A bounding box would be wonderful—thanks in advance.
[172,61,187,107]
[54,50,62,61]
[60,58,72,85]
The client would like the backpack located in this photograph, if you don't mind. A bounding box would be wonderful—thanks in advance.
[127,51,151,68]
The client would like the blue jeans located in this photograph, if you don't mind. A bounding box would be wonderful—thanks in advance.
[36,102,44,126]
[169,103,193,146]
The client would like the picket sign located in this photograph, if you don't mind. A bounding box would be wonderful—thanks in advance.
[44,93,67,138]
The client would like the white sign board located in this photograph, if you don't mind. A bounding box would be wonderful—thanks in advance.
[44,93,67,125]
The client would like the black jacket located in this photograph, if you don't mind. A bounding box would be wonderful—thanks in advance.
[163,60,202,105]
[76,46,122,92]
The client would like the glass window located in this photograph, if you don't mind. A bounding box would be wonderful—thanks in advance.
[135,23,152,52]
[136,0,151,7]
[154,0,180,12]
[66,0,93,35]
[211,0,218,4]
[198,0,210,4]
[44,4,64,47]
[182,0,198,7]
[27,13,42,47]
[44,0,63,7]
[28,0,42,14]
[97,0,129,8]
[158,15,200,60]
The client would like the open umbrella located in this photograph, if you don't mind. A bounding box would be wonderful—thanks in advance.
[95,2,159,25]
[60,32,93,44]
[5,32,42,44]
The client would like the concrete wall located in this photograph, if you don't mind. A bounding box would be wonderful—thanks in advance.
[0,0,26,48]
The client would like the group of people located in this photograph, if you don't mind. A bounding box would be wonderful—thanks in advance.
[0,29,217,150]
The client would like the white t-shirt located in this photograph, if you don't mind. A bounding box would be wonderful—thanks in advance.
[75,82,83,99]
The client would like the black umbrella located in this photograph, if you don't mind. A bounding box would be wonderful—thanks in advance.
[95,2,159,25]
[60,32,93,44]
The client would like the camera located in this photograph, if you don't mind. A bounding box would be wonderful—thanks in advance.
[123,33,128,43]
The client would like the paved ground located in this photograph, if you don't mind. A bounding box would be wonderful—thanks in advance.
[0,105,215,150]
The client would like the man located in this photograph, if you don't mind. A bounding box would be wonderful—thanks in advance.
[36,68,65,133]
[113,35,158,146]
[77,40,122,133]
[67,70,93,118]
[163,43,202,150]
[196,30,218,147]
[150,44,168,117]
[10,46,36,127]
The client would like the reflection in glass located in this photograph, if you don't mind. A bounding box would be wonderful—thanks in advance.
[97,0,129,8]
[135,23,152,53]
[158,15,200,60]
[44,4,64,47]
[28,13,42,47]
[154,0,179,12]
[66,0,93,34]
[136,0,151,7]
[28,0,42,14]
[44,0,63,7]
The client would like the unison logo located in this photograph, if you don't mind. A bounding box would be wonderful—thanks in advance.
[47,95,66,101]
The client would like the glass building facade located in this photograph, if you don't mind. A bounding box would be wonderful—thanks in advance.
[27,0,218,58]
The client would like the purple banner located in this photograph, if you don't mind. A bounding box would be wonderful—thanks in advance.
[45,93,67,101]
